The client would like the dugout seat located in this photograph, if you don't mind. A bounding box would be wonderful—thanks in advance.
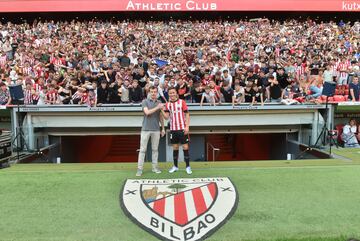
[336,124,345,146]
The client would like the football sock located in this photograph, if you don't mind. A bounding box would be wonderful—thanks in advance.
[173,150,179,167]
[184,150,190,167]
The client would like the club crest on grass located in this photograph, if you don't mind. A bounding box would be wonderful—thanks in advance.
[120,177,238,241]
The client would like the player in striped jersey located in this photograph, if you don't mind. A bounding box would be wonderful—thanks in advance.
[162,87,192,174]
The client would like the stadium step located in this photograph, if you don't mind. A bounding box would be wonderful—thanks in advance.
[206,134,236,161]
[103,136,140,162]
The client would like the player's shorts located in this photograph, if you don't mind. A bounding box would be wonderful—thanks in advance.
[170,130,189,145]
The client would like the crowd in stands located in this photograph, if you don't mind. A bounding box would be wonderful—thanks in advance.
[0,18,359,107]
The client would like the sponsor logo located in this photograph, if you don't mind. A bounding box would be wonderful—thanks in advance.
[342,1,360,10]
[120,177,238,241]
[126,0,218,11]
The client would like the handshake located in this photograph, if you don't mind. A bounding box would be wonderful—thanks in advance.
[157,103,165,110]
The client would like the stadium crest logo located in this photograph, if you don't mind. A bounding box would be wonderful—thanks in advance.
[120,177,238,241]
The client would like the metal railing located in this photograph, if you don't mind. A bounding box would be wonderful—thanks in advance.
[206,142,220,162]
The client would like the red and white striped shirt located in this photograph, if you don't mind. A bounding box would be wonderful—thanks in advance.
[34,66,44,78]
[51,57,65,66]
[338,61,351,77]
[24,89,33,105]
[22,67,32,76]
[72,91,83,101]
[33,83,43,93]
[46,90,59,104]
[331,64,339,77]
[81,92,89,104]
[32,84,43,101]
[50,55,55,63]
[165,99,188,131]
[0,55,7,66]
[295,63,306,77]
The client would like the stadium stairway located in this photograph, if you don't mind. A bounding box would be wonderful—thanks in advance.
[206,134,271,161]
[102,136,140,162]
[206,134,237,161]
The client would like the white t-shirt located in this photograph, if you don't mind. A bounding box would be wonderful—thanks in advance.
[37,91,46,105]
[343,124,357,135]
[222,74,233,86]
[323,70,334,83]
[202,91,215,103]
[234,89,244,99]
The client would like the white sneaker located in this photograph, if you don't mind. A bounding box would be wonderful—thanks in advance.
[186,167,192,175]
[136,169,143,177]
[169,166,179,173]
[152,168,162,174]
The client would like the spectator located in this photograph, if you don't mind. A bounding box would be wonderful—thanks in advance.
[222,70,233,86]
[244,79,255,105]
[58,83,72,104]
[0,82,11,105]
[252,84,264,106]
[108,78,122,104]
[120,79,130,103]
[87,86,97,107]
[323,65,335,84]
[118,52,131,68]
[191,82,203,103]
[208,80,221,103]
[97,80,110,105]
[342,119,360,148]
[232,83,245,107]
[308,74,324,99]
[200,86,216,106]
[349,76,360,102]
[268,76,282,102]
[45,84,60,105]
[176,78,190,101]
[158,80,169,103]
[0,18,358,106]
[220,81,234,103]
[277,68,290,90]
[129,80,143,103]
[24,82,34,105]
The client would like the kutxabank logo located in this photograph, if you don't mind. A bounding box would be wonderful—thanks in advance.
[120,177,238,241]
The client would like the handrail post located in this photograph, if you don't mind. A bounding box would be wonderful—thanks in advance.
[206,143,209,161]
[207,142,220,162]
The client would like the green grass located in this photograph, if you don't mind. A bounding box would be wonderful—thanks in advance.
[1,149,360,241]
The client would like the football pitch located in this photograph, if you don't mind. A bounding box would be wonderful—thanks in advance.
[1,148,360,241]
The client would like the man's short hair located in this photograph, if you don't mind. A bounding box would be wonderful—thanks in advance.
[149,86,158,91]
[168,87,177,93]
